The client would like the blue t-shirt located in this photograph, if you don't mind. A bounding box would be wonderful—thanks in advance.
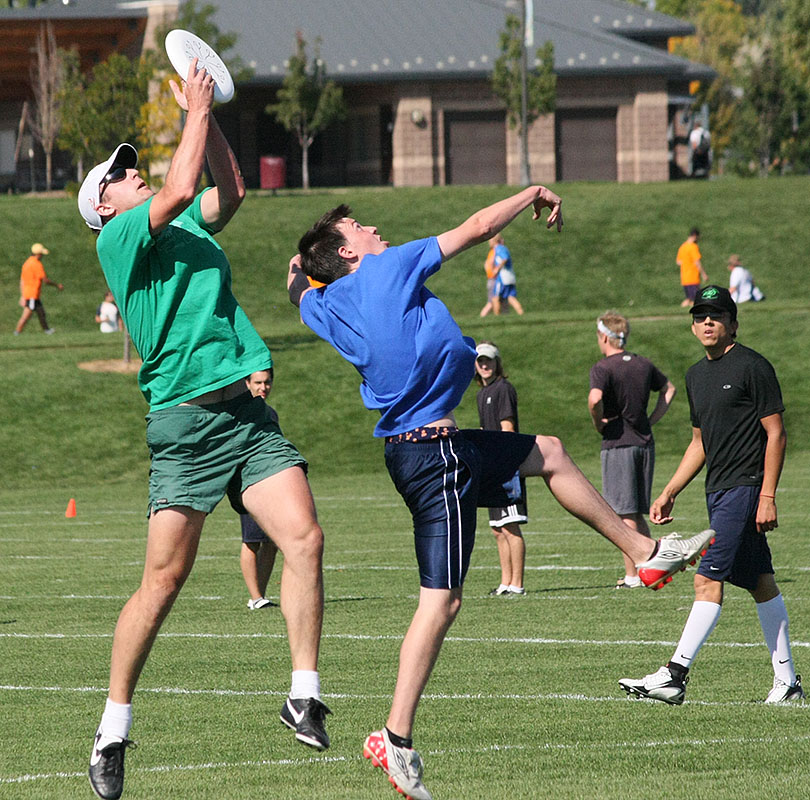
[300,237,476,437]
[493,243,516,286]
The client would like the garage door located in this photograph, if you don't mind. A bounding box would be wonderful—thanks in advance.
[445,111,506,185]
[556,109,617,181]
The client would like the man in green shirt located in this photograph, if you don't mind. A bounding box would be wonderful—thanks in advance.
[79,60,328,800]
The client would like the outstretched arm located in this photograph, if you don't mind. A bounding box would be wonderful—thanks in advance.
[288,255,312,308]
[149,58,214,235]
[436,185,562,262]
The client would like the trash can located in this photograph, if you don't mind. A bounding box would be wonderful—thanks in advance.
[260,156,286,190]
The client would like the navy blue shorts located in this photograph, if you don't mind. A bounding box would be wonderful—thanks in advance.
[384,429,535,589]
[240,513,269,544]
[698,485,773,590]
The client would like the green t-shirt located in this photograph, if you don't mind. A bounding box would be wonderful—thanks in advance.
[97,190,271,410]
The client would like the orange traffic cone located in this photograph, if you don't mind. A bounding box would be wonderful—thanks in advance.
[65,498,77,518]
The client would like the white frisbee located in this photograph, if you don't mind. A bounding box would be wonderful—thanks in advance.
[165,29,234,104]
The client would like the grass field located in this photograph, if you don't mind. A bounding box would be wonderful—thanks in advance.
[1,177,809,799]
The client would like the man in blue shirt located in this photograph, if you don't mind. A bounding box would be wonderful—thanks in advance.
[288,187,714,800]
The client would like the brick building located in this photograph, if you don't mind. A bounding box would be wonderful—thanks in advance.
[0,0,713,189]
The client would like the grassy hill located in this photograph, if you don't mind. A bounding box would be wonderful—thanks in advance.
[2,177,809,495]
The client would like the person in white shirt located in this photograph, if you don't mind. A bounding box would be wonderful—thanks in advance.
[95,289,121,332]
[727,254,764,304]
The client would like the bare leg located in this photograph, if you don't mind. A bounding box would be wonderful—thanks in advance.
[492,296,502,315]
[507,296,524,315]
[256,540,278,597]
[14,306,33,334]
[492,526,512,586]
[242,466,323,671]
[479,301,493,317]
[619,513,650,579]
[519,435,655,564]
[109,506,205,703]
[241,541,263,601]
[502,523,525,587]
[386,586,462,738]
[35,304,51,330]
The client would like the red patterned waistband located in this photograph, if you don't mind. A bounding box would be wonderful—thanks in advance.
[385,426,459,444]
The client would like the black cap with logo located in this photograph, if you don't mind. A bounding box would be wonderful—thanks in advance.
[689,285,737,321]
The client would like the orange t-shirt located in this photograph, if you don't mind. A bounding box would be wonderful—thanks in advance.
[20,256,46,300]
[484,247,497,280]
[676,240,702,286]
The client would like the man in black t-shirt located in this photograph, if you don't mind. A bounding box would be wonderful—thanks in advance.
[589,312,676,589]
[619,286,803,705]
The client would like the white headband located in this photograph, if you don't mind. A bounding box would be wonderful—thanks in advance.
[598,319,625,345]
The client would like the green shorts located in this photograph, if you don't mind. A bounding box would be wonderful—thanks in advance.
[145,391,307,517]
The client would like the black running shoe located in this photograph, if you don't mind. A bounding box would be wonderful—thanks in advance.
[280,697,331,750]
[88,732,135,800]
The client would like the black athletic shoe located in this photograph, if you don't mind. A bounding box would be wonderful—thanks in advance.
[280,697,331,750]
[88,732,135,800]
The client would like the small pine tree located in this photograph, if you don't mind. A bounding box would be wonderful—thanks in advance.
[267,33,346,190]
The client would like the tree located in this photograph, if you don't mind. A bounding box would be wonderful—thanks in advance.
[491,13,556,184]
[667,1,750,166]
[28,22,62,191]
[266,33,345,190]
[57,51,152,180]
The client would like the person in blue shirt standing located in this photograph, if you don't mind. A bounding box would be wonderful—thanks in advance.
[287,187,713,800]
[490,233,524,316]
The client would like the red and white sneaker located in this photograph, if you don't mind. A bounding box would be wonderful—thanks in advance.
[363,728,433,800]
[636,530,715,590]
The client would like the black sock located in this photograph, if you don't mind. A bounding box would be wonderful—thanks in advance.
[667,660,689,681]
[385,727,413,750]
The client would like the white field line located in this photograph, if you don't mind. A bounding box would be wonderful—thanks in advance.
[3,684,809,710]
[2,631,809,648]
[2,733,809,787]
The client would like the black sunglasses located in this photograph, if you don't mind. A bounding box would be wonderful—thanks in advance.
[98,166,128,201]
[692,311,727,322]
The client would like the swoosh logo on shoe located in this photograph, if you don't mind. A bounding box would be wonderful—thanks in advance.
[286,701,305,725]
[89,735,103,766]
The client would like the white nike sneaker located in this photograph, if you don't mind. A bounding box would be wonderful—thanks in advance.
[764,674,805,704]
[619,665,688,705]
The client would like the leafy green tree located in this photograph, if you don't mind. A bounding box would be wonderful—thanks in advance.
[491,13,556,184]
[57,50,151,179]
[668,0,750,165]
[266,33,345,190]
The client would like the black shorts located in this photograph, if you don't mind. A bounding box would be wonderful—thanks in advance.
[240,513,269,543]
[24,298,43,311]
[698,485,774,590]
[384,428,535,589]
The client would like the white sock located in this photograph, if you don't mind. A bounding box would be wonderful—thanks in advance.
[497,583,509,593]
[756,593,796,685]
[290,670,321,700]
[670,601,722,668]
[508,585,525,593]
[98,698,132,744]
[623,575,641,587]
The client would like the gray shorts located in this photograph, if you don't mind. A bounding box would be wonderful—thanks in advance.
[600,444,653,515]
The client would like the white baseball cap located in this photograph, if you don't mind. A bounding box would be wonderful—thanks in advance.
[475,342,500,360]
[78,143,138,230]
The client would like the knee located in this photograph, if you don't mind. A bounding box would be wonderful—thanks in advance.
[140,569,187,613]
[535,434,566,472]
[283,519,324,563]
